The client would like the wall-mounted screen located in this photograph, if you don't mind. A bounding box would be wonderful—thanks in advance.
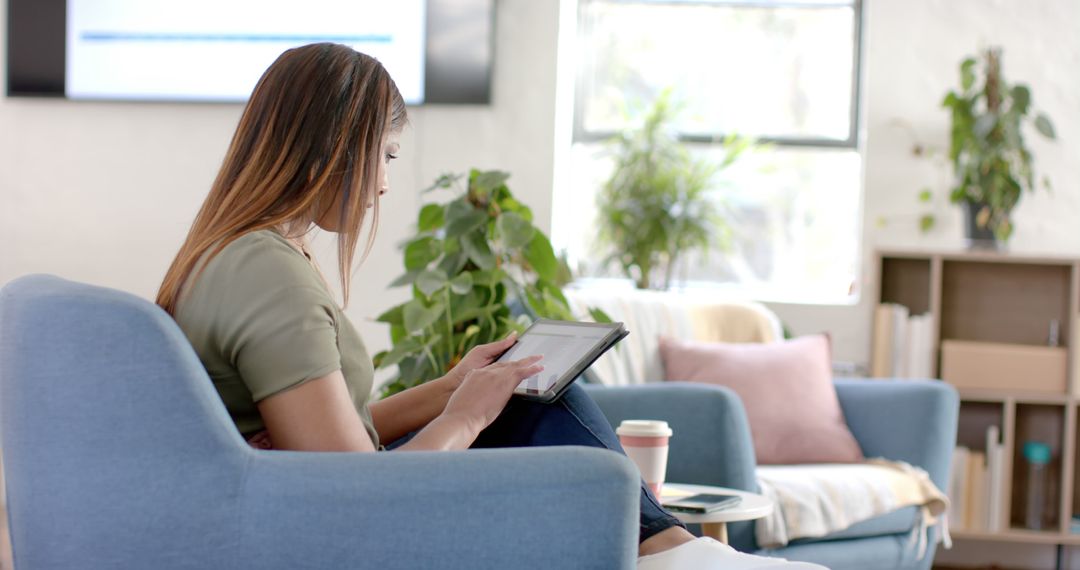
[7,0,493,104]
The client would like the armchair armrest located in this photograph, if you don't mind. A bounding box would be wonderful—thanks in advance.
[582,383,757,492]
[242,446,639,569]
[835,379,959,489]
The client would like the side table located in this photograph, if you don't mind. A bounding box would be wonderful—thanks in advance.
[660,483,774,544]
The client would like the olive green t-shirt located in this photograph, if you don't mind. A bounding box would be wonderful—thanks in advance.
[174,229,379,447]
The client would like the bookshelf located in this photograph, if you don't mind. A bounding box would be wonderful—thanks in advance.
[876,249,1080,547]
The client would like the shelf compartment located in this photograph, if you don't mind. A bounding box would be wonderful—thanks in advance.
[879,256,931,315]
[1010,404,1066,532]
[954,401,1010,532]
[940,260,1071,347]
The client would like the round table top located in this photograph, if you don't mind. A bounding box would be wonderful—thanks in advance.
[659,483,774,524]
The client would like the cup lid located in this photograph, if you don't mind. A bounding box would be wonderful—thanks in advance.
[616,419,673,438]
[1024,441,1051,465]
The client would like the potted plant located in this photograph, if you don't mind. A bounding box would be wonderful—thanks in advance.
[596,91,750,289]
[940,47,1056,247]
[374,169,608,396]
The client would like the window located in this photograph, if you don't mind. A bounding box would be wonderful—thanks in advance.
[555,0,863,304]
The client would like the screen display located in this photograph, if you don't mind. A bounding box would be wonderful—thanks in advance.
[497,322,613,394]
[65,0,426,103]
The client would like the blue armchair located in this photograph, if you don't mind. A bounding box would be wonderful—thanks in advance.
[584,378,958,570]
[0,275,641,569]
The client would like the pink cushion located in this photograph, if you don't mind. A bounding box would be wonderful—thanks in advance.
[658,335,863,465]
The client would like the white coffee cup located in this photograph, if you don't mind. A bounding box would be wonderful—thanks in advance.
[616,419,673,496]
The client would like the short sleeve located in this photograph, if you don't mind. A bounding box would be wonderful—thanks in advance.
[199,233,345,403]
[229,284,342,402]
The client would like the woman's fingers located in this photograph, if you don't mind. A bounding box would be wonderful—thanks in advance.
[476,331,518,357]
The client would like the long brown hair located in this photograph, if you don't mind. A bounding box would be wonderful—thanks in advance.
[157,43,407,315]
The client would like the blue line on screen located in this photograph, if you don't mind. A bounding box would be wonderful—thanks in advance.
[80,32,393,43]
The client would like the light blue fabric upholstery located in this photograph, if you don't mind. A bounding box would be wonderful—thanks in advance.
[0,275,640,569]
[585,377,958,570]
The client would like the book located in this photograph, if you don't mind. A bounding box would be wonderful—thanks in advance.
[985,425,1004,532]
[967,451,988,531]
[870,303,934,379]
[949,446,970,530]
[870,305,894,377]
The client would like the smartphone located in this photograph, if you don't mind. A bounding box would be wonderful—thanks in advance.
[663,493,742,514]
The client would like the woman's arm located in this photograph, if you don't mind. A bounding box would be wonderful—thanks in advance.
[257,355,544,452]
[368,375,458,445]
[369,333,521,444]
[258,370,379,452]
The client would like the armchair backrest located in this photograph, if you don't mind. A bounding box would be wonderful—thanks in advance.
[0,275,248,567]
[566,287,783,385]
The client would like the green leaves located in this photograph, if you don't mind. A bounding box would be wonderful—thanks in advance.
[595,90,747,290]
[416,269,448,297]
[524,232,559,282]
[418,204,445,232]
[1034,113,1056,139]
[449,273,474,295]
[403,300,443,334]
[445,200,488,238]
[936,48,1057,243]
[462,231,496,269]
[378,169,604,397]
[404,237,441,270]
[960,57,977,91]
[496,212,534,249]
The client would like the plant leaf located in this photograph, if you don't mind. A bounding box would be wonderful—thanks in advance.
[388,270,421,288]
[917,188,932,203]
[403,300,443,334]
[417,203,445,232]
[404,237,441,270]
[919,214,935,232]
[1011,85,1031,114]
[416,269,448,298]
[444,200,487,238]
[496,211,535,249]
[422,172,463,193]
[437,250,468,276]
[375,304,404,325]
[960,57,977,91]
[524,232,559,282]
[470,170,511,197]
[449,272,474,295]
[462,231,496,270]
[973,114,997,139]
[1034,113,1056,139]
[377,337,422,368]
[588,307,614,324]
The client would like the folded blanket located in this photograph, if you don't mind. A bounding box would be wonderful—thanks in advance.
[755,460,949,559]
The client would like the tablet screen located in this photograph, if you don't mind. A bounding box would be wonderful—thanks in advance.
[496,322,613,394]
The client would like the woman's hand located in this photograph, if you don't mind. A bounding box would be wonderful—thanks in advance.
[441,355,545,435]
[443,332,521,390]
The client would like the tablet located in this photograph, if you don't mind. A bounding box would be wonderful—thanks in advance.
[495,319,628,403]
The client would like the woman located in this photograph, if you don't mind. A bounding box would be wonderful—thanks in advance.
[158,43,822,570]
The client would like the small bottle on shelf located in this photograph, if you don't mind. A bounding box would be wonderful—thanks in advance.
[1023,441,1052,531]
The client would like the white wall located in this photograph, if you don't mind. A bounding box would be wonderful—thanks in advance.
[0,0,562,360]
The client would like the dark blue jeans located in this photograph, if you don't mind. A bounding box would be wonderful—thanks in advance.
[388,383,685,543]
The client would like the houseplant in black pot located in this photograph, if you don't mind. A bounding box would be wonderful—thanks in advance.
[941,47,1055,248]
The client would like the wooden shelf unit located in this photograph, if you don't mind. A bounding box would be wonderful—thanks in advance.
[877,250,1080,546]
